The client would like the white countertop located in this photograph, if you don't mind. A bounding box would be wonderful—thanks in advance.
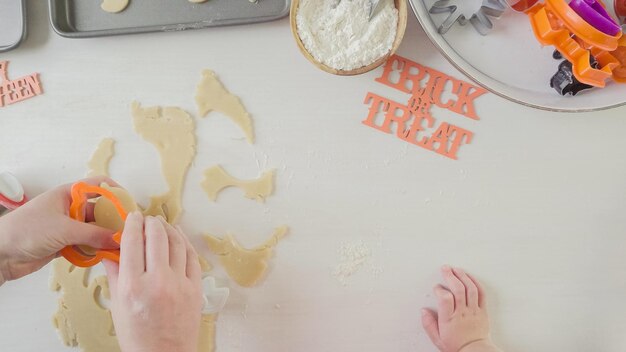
[1,1,626,351]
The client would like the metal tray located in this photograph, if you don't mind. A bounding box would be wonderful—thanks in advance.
[49,0,290,38]
[409,0,626,112]
[0,0,27,52]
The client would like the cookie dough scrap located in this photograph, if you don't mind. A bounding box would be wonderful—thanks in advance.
[201,165,274,202]
[51,260,120,352]
[101,0,129,13]
[204,226,288,287]
[132,102,196,223]
[87,138,115,177]
[195,70,254,143]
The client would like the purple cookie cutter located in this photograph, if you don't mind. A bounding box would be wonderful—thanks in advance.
[569,0,621,35]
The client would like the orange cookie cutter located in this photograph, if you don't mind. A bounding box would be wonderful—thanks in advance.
[610,36,626,82]
[59,182,127,267]
[527,0,621,87]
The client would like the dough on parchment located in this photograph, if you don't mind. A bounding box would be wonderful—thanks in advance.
[204,226,288,287]
[201,165,275,202]
[101,0,129,13]
[195,70,254,143]
[86,138,115,177]
[132,102,196,223]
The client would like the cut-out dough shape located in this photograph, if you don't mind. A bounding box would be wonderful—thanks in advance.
[204,226,288,287]
[94,183,138,232]
[195,70,254,143]
[87,138,115,177]
[101,0,129,13]
[201,165,275,202]
[132,102,196,223]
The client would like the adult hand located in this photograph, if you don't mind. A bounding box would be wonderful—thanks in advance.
[104,213,203,352]
[421,266,501,352]
[0,176,120,284]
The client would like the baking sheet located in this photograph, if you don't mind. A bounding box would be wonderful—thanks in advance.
[49,0,290,38]
[0,0,26,52]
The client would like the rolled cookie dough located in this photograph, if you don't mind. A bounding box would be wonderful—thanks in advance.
[132,102,196,223]
[51,260,120,352]
[204,226,288,287]
[201,165,274,202]
[87,138,115,177]
[101,0,129,13]
[195,70,254,143]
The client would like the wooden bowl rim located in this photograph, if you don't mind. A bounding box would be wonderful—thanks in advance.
[290,0,408,76]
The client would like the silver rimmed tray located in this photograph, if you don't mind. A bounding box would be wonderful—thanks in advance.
[49,0,290,38]
[0,0,27,52]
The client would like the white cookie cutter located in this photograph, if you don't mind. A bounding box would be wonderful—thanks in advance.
[0,172,26,211]
[201,276,229,314]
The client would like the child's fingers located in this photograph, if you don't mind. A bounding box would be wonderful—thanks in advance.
[433,284,454,319]
[452,267,479,309]
[441,265,467,310]
[421,308,444,351]
[102,259,119,299]
[467,273,486,308]
[144,216,169,272]
[157,217,186,275]
[119,211,146,277]
[177,226,201,282]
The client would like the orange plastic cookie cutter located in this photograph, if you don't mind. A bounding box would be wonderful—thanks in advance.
[615,0,626,22]
[59,182,127,267]
[611,36,626,82]
[527,0,621,87]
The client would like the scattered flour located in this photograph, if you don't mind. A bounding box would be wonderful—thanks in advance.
[296,0,399,71]
[332,241,372,285]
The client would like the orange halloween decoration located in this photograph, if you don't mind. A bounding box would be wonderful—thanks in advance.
[0,61,43,107]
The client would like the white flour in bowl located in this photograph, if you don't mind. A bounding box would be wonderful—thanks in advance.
[296,0,399,71]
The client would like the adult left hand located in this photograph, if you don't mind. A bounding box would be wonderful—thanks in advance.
[0,176,120,284]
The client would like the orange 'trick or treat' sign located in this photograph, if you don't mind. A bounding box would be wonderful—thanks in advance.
[0,61,43,107]
[60,182,127,267]
[361,55,485,160]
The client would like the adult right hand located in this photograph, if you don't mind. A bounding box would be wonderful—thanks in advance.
[104,212,203,352]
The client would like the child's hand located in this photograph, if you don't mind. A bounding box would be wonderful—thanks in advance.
[421,266,501,352]
[0,176,120,284]
[103,213,203,352]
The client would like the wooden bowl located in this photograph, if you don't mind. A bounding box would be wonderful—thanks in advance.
[290,0,408,76]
